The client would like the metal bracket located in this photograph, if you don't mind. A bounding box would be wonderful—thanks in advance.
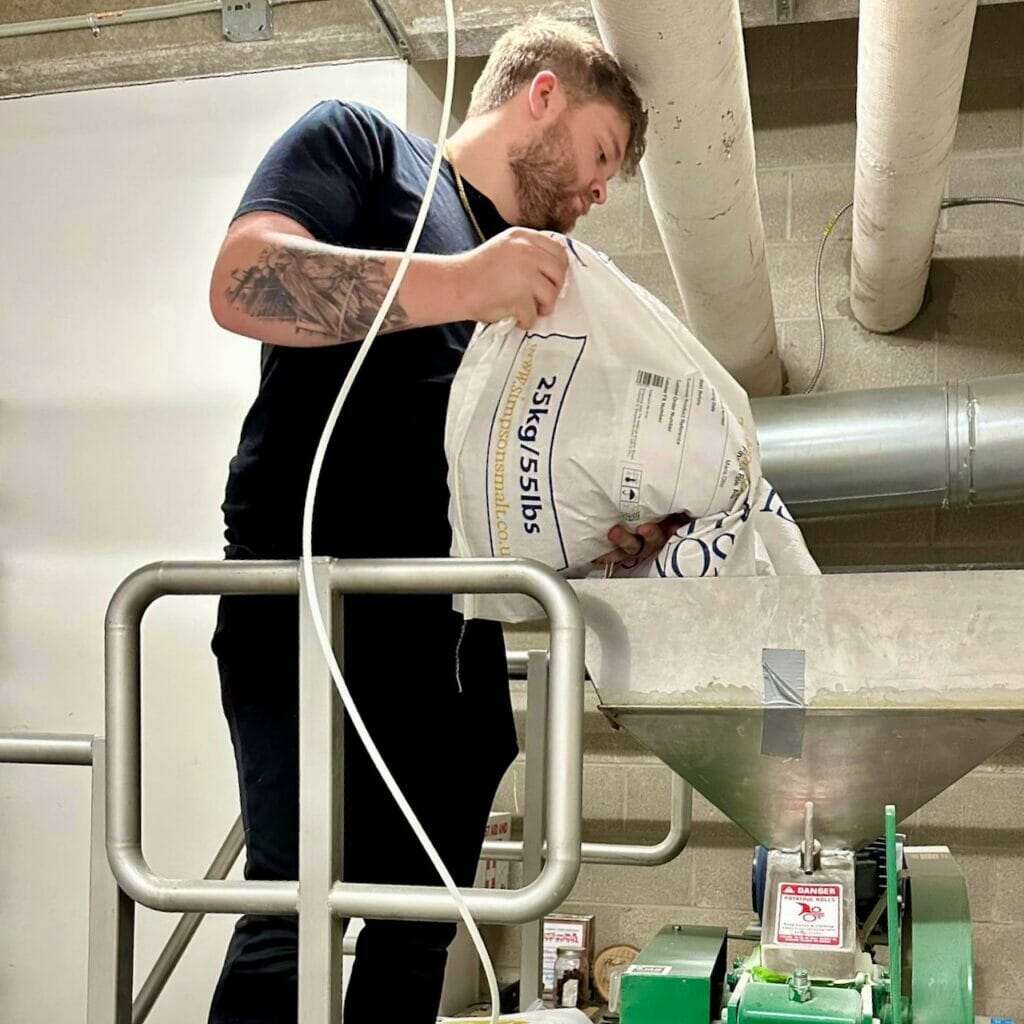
[221,0,273,42]
[774,0,796,21]
[363,0,412,60]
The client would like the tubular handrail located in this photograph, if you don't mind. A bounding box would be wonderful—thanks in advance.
[481,773,692,866]
[0,732,94,765]
[5,584,691,1019]
[130,817,246,1024]
[502,651,692,866]
[104,558,585,923]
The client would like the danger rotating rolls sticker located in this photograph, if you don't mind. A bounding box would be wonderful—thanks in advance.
[775,884,842,947]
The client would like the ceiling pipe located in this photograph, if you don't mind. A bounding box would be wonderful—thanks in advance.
[751,374,1024,518]
[590,0,783,397]
[850,0,979,333]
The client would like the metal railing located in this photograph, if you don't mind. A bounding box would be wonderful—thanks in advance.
[494,649,692,866]
[2,556,693,1021]
[106,559,584,926]
[0,733,95,764]
[496,647,692,1005]
[0,733,133,1022]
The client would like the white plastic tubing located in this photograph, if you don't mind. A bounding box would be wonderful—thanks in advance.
[851,0,979,333]
[297,5,504,1022]
[590,0,782,397]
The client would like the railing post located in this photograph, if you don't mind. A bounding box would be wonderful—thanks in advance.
[298,558,345,1023]
[519,650,549,1009]
[86,737,135,1024]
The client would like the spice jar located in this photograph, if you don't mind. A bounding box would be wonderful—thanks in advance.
[554,945,589,1008]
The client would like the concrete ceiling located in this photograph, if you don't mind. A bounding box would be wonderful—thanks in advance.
[1,0,1020,99]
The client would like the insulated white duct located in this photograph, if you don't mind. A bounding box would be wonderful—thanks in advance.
[850,0,978,333]
[590,0,783,397]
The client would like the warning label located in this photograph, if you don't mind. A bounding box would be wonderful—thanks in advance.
[775,884,842,947]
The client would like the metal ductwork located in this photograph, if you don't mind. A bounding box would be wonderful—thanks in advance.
[590,0,783,397]
[850,0,979,333]
[752,374,1024,518]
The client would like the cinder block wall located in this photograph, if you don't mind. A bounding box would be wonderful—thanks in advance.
[490,7,1024,1018]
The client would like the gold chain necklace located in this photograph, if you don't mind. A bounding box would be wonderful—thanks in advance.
[443,142,487,245]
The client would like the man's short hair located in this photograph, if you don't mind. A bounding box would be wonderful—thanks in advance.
[468,16,648,176]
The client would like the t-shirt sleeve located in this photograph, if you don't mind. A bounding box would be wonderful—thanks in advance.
[233,100,382,244]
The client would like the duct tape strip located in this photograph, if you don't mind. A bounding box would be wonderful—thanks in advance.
[761,648,806,758]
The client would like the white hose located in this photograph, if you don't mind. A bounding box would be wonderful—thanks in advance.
[299,2,503,1021]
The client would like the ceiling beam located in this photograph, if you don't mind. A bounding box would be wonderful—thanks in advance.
[1,0,1020,99]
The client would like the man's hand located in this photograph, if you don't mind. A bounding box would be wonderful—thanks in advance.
[451,228,569,330]
[595,514,691,569]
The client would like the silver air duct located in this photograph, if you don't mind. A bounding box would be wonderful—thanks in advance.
[753,374,1024,517]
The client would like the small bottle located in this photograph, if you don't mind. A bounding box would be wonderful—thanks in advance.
[554,945,588,1008]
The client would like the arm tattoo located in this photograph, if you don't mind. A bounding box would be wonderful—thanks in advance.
[225,244,410,341]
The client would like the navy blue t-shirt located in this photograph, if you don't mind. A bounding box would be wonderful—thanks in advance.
[220,101,511,559]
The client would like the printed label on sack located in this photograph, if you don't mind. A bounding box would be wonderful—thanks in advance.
[625,369,752,520]
[775,884,842,947]
[483,332,586,569]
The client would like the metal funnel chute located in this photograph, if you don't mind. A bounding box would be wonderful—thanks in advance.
[574,572,1024,852]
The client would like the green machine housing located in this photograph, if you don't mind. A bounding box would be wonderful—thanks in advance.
[618,833,975,1024]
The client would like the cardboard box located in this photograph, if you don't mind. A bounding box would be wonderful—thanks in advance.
[542,913,594,1000]
[476,812,512,890]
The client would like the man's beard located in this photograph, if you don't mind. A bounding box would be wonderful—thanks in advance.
[508,116,582,233]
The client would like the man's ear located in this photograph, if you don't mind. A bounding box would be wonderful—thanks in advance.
[526,70,565,122]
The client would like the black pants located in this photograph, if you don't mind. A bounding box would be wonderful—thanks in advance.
[208,583,517,1024]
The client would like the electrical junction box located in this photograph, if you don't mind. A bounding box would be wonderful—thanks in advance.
[221,0,272,42]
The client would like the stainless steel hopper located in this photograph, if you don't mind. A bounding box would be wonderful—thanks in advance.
[574,571,1024,851]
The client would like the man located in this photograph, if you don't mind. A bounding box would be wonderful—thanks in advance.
[207,17,661,1023]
